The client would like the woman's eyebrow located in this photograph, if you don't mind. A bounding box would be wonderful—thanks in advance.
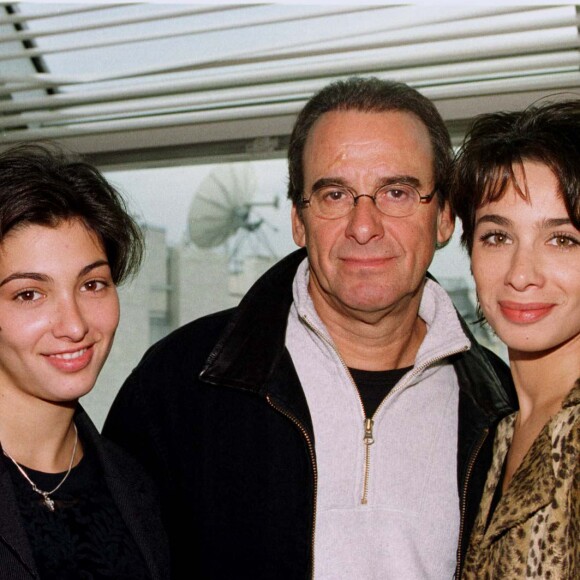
[475,214,511,228]
[0,272,49,287]
[79,259,110,278]
[541,217,571,228]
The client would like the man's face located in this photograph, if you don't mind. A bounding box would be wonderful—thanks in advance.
[291,109,454,322]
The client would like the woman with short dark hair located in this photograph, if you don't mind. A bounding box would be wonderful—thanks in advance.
[450,100,580,579]
[0,143,170,579]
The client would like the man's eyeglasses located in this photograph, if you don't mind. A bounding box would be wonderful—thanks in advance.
[300,183,437,219]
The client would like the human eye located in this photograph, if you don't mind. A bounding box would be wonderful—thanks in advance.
[308,185,353,218]
[81,279,110,293]
[14,288,44,303]
[478,230,511,247]
[383,184,415,202]
[547,232,580,249]
[317,188,350,203]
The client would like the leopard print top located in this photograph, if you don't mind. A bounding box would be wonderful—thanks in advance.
[461,380,579,579]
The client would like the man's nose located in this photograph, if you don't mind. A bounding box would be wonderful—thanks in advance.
[345,195,385,244]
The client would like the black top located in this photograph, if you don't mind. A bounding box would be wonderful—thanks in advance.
[350,366,413,418]
[6,443,151,580]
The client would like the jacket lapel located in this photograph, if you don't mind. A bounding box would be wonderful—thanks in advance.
[0,455,38,576]
[201,248,306,392]
[485,423,554,543]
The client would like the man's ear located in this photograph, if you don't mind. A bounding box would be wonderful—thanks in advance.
[291,204,306,248]
[436,202,455,248]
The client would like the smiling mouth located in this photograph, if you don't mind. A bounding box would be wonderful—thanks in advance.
[49,348,88,360]
[499,302,555,323]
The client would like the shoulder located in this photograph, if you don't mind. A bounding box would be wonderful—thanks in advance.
[77,407,157,487]
[135,307,236,376]
[102,308,239,427]
[127,250,307,383]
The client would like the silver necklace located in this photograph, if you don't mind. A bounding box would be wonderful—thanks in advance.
[2,423,78,511]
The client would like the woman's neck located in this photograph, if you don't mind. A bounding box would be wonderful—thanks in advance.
[508,341,579,422]
[0,396,79,473]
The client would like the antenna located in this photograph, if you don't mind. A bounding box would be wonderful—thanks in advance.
[188,163,278,270]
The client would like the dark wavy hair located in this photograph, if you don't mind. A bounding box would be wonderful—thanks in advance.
[449,98,580,253]
[0,142,144,284]
[287,76,453,209]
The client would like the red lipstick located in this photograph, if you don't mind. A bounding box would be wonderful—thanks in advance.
[499,301,555,324]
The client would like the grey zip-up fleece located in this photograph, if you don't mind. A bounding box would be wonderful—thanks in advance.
[286,258,471,579]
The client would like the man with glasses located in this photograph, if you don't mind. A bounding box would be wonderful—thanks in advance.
[104,77,515,579]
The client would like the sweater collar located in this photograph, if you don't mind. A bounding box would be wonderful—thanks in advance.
[291,257,471,370]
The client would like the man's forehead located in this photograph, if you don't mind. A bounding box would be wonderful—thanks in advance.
[303,109,435,179]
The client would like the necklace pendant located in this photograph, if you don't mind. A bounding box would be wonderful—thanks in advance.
[42,494,55,511]
[3,422,77,513]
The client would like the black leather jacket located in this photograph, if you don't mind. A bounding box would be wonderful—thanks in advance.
[104,248,515,580]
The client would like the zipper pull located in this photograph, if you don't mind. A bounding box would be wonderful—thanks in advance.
[361,418,375,505]
[364,417,374,446]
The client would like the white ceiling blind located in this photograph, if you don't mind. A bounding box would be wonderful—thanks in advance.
[0,2,579,167]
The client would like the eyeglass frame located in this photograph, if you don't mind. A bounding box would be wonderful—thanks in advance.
[298,182,438,219]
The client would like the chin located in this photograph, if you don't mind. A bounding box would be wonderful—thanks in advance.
[503,335,568,358]
[57,378,100,402]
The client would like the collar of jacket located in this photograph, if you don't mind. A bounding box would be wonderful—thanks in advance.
[453,317,515,421]
[200,247,307,391]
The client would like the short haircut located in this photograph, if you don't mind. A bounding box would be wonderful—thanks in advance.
[0,142,144,285]
[287,76,453,208]
[449,98,580,252]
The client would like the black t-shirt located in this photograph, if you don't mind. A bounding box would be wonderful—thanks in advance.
[349,366,413,418]
[6,443,151,580]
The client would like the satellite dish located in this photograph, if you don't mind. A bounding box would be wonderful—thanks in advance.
[188,163,278,266]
